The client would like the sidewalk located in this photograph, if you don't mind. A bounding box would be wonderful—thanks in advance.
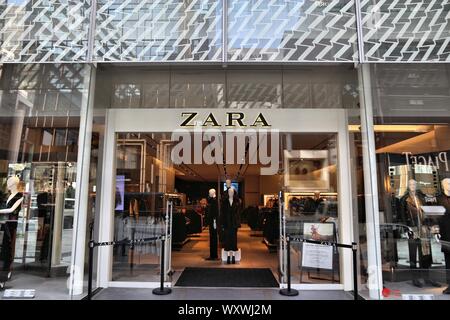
[93,287,353,300]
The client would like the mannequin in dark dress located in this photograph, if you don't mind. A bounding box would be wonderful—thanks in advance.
[437,178,450,294]
[205,189,219,260]
[220,187,240,264]
[219,179,233,245]
[0,176,24,289]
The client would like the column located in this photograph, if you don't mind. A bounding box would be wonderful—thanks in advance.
[68,64,96,296]
[358,63,383,300]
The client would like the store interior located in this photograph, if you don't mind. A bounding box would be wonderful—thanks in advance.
[111,131,341,286]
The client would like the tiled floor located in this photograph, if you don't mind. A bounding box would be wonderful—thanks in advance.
[111,225,281,282]
[170,226,280,284]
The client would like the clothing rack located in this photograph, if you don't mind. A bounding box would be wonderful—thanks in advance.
[285,192,338,218]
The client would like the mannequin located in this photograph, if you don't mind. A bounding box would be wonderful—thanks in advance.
[399,179,440,288]
[223,179,232,199]
[0,176,24,219]
[0,176,24,290]
[220,187,240,264]
[437,178,450,294]
[205,189,219,260]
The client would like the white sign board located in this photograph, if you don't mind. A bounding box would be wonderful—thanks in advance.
[301,243,333,270]
[111,108,345,133]
[2,289,36,299]
[402,294,434,300]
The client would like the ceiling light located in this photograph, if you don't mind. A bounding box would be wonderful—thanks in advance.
[348,125,433,133]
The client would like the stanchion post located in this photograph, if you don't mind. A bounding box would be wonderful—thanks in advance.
[152,236,172,295]
[352,242,358,301]
[130,228,135,272]
[87,240,94,301]
[279,236,299,297]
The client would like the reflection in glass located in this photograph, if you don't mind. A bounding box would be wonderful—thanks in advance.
[282,134,340,284]
[112,134,169,282]
[0,63,91,298]
[361,64,450,299]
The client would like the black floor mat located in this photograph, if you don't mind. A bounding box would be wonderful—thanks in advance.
[175,267,279,288]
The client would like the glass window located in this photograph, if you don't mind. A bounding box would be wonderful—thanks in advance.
[112,133,168,282]
[0,63,92,299]
[97,66,360,110]
[363,64,450,299]
[283,66,359,109]
[227,70,282,109]
[283,133,341,285]
[171,70,226,108]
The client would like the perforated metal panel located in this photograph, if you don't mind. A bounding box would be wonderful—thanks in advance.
[94,0,223,62]
[227,0,358,62]
[1,1,449,63]
[0,0,92,63]
[361,0,450,62]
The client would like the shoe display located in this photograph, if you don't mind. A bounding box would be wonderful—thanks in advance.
[232,256,236,264]
[412,278,424,288]
[227,256,231,264]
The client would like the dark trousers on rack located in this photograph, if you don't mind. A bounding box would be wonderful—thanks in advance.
[209,224,218,259]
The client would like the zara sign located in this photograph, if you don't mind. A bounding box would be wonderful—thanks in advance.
[180,112,271,128]
[172,112,278,175]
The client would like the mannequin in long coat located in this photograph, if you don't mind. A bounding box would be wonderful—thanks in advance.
[220,187,240,264]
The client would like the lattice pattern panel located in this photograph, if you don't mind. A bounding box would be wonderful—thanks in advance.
[94,0,223,62]
[361,0,450,62]
[227,0,358,62]
[0,0,91,63]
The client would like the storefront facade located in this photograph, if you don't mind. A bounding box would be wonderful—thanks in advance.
[0,1,449,300]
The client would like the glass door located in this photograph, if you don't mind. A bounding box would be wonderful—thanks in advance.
[279,133,342,286]
[111,134,172,284]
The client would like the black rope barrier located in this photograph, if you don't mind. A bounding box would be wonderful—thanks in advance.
[87,235,172,300]
[93,236,161,248]
[280,236,359,300]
